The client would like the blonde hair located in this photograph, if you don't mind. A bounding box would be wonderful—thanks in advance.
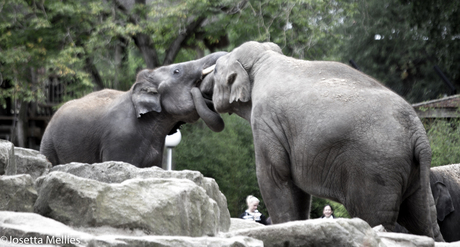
[246,195,260,205]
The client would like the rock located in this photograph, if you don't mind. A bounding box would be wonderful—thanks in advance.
[0,211,262,247]
[34,171,220,237]
[0,139,16,175]
[229,218,266,231]
[89,235,263,247]
[224,218,384,247]
[0,211,93,246]
[377,232,434,247]
[0,174,37,212]
[435,241,460,247]
[14,147,52,180]
[49,161,231,232]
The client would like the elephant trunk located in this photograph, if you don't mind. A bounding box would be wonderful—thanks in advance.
[191,87,225,132]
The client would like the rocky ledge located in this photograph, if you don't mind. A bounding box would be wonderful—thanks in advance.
[1,139,458,247]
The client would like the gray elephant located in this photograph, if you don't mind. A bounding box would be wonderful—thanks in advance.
[200,41,443,240]
[40,52,226,167]
[430,164,460,242]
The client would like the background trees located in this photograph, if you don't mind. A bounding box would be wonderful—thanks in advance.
[1,0,459,218]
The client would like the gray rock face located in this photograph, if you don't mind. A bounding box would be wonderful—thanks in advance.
[0,211,93,246]
[226,218,384,247]
[0,211,262,247]
[14,147,52,180]
[34,171,220,237]
[0,144,456,247]
[0,174,37,212]
[89,235,263,247]
[0,139,16,175]
[229,218,266,232]
[377,232,435,247]
[49,161,231,232]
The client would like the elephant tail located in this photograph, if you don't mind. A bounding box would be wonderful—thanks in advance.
[39,134,59,166]
[413,126,444,241]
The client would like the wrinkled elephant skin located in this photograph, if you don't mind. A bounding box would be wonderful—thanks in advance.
[209,41,443,241]
[40,52,227,167]
[430,164,460,242]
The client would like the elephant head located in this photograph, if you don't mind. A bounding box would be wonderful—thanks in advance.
[201,41,282,122]
[131,51,226,133]
[431,181,455,221]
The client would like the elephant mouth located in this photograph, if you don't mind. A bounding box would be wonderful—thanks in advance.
[195,65,217,112]
[191,64,224,132]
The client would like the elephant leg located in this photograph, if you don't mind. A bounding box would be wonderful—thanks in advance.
[340,167,402,231]
[253,129,311,224]
[398,186,444,241]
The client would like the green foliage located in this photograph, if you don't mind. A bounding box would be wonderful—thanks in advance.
[213,0,356,60]
[310,197,350,219]
[424,117,460,167]
[336,0,459,103]
[174,114,266,217]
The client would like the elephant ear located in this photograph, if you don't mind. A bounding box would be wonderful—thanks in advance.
[433,181,455,221]
[227,60,251,103]
[131,82,162,118]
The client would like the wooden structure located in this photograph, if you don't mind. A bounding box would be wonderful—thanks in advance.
[0,78,67,150]
[412,94,460,119]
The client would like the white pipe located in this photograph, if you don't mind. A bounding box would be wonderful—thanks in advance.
[166,148,173,171]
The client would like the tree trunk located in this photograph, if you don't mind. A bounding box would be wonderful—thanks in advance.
[163,16,207,65]
[132,33,160,69]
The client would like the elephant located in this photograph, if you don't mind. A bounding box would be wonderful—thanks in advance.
[200,41,443,241]
[430,164,460,242]
[40,52,226,167]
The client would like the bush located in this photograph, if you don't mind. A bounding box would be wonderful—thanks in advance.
[424,118,460,167]
[174,115,265,217]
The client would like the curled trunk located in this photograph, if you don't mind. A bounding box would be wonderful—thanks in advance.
[191,87,224,132]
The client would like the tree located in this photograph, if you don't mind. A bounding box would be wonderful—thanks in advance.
[337,0,459,103]
[174,115,263,217]
[424,117,460,167]
[401,0,460,95]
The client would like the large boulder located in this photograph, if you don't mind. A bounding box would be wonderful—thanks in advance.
[0,211,262,247]
[377,232,435,247]
[14,147,52,180]
[49,161,231,232]
[34,171,221,237]
[226,218,383,247]
[0,211,93,246]
[0,174,37,212]
[0,139,16,175]
[89,235,263,247]
[229,218,266,232]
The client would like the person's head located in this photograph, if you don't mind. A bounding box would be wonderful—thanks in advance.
[246,195,260,212]
[323,204,333,218]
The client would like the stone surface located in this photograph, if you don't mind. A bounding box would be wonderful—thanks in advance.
[0,139,16,175]
[0,174,37,212]
[14,147,52,180]
[0,211,262,247]
[89,235,263,247]
[49,161,231,232]
[377,232,435,247]
[1,146,457,247]
[34,171,220,237]
[0,211,93,246]
[229,218,266,232]
[225,218,384,247]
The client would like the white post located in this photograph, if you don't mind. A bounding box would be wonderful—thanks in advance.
[164,130,182,171]
[166,147,173,171]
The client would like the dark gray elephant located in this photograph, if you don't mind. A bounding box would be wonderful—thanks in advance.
[200,41,443,240]
[40,52,226,167]
[430,164,460,242]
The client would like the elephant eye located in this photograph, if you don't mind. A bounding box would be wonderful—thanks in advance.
[173,69,180,75]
